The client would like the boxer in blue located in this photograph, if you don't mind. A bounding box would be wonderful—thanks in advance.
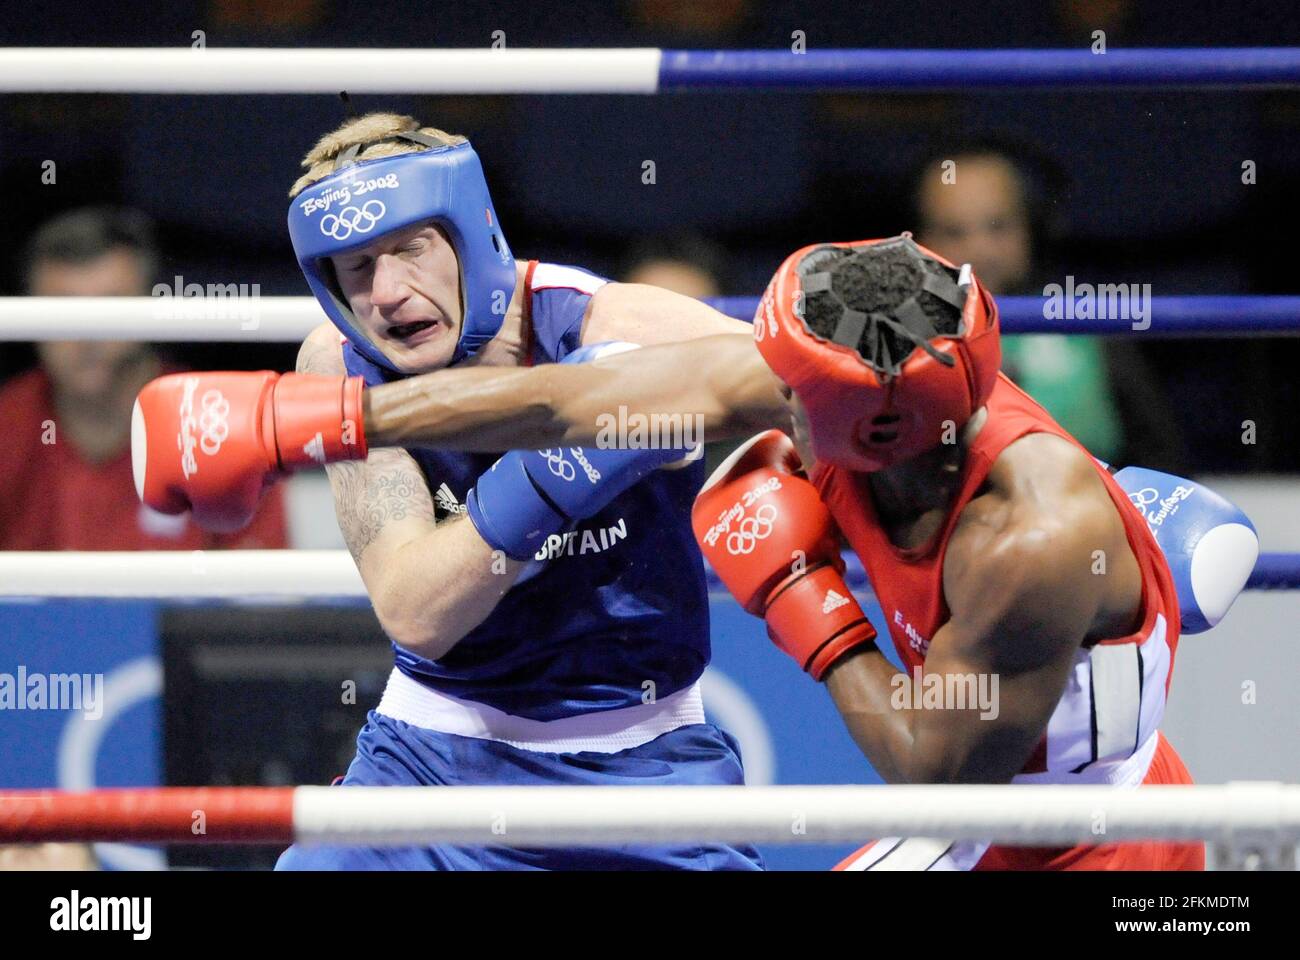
[265,113,763,870]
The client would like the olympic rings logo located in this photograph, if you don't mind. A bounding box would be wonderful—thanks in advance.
[319,200,386,241]
[197,390,230,455]
[725,503,778,555]
[1128,487,1159,517]
[177,380,230,478]
[1128,483,1193,528]
[540,449,576,482]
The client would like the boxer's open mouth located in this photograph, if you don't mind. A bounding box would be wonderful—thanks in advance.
[387,320,437,341]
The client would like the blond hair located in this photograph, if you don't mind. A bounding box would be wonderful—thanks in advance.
[288,112,466,198]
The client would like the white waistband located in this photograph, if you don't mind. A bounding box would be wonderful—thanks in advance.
[1012,729,1160,787]
[375,668,706,755]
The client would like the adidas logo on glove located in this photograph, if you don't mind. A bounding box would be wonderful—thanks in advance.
[822,589,850,614]
[302,432,326,465]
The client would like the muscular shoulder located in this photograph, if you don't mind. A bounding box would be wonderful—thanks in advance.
[296,322,345,374]
[584,282,751,345]
[944,433,1122,666]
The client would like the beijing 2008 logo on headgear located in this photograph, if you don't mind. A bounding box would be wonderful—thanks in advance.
[319,200,386,241]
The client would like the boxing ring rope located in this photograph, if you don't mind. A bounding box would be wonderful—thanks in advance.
[2,295,1300,340]
[2,783,1298,847]
[0,47,1299,94]
[1,550,1296,597]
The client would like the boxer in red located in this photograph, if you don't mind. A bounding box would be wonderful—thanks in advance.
[133,236,1256,869]
[692,236,1225,870]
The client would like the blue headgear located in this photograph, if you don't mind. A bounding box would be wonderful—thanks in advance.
[287,130,515,370]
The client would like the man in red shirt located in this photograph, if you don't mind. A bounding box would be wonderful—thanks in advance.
[0,207,286,550]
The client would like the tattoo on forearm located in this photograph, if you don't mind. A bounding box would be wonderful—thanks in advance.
[298,331,435,559]
[329,450,435,560]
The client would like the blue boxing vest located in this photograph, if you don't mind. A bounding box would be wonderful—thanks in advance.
[342,263,710,721]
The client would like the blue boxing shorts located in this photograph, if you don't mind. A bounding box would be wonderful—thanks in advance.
[275,677,763,871]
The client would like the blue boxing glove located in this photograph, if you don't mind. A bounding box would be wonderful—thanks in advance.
[1112,466,1259,633]
[467,341,697,561]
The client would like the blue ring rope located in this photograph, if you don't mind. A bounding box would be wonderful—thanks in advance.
[659,48,1300,91]
[706,295,1300,335]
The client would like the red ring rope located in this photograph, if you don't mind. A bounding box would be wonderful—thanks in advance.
[0,788,295,843]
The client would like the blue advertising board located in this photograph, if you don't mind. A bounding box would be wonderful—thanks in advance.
[1,591,896,871]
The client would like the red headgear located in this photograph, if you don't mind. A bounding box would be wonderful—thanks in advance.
[753,234,1001,472]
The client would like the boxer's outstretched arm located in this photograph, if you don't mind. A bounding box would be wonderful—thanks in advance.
[364,332,791,451]
[298,329,526,657]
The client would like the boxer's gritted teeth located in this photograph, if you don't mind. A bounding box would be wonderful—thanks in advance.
[387,320,436,340]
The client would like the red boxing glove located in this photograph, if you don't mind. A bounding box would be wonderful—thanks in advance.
[132,371,367,533]
[692,430,877,680]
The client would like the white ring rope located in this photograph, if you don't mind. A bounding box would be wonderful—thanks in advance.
[0,48,663,94]
[0,296,321,341]
[6,296,1300,341]
[4,783,1297,847]
[4,47,1299,95]
[2,550,1295,598]
[0,550,364,599]
[298,782,1300,846]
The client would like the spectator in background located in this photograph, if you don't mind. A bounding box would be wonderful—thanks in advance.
[626,0,752,41]
[912,141,1186,471]
[0,206,287,550]
[621,233,740,472]
[620,233,728,300]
